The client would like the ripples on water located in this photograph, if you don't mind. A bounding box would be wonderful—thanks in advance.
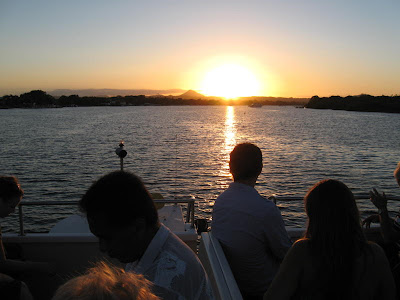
[0,106,399,232]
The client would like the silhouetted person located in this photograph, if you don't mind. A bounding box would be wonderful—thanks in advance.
[363,162,400,251]
[363,162,400,296]
[52,261,159,300]
[264,179,395,300]
[212,143,292,299]
[79,171,214,300]
[0,176,54,299]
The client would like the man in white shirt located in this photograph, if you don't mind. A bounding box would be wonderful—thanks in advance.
[80,171,214,300]
[212,143,292,299]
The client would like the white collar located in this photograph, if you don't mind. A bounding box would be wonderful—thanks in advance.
[129,223,170,274]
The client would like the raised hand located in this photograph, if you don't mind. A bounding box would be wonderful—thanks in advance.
[369,188,387,210]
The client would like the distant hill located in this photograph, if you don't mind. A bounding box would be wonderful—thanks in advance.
[178,90,207,99]
[49,88,185,97]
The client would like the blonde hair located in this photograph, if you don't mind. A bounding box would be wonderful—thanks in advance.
[52,262,159,300]
[394,162,400,181]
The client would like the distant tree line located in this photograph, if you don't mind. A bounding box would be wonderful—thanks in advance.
[0,90,57,108]
[305,94,400,113]
[3,90,399,113]
[0,90,223,108]
[0,90,308,108]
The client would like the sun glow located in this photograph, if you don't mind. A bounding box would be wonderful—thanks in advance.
[200,64,261,99]
[219,106,236,178]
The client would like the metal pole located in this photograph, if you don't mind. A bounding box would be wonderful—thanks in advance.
[191,201,195,228]
[116,141,127,171]
[18,205,25,236]
[186,202,191,223]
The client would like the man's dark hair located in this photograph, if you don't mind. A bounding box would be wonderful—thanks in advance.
[79,171,158,228]
[0,176,24,201]
[229,143,263,181]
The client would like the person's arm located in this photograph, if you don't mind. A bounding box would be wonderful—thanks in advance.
[263,240,305,300]
[370,189,400,243]
[0,226,54,276]
[378,209,400,242]
[0,259,54,276]
[362,214,380,229]
[0,228,7,261]
[263,205,292,261]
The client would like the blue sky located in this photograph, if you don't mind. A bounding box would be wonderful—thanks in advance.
[1,0,399,97]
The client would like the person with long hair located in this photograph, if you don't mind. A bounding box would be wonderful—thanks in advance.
[264,179,395,300]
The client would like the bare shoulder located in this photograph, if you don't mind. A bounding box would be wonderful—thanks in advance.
[360,242,396,299]
[0,272,13,281]
[363,241,392,270]
[292,238,310,249]
[287,239,311,258]
[366,241,386,257]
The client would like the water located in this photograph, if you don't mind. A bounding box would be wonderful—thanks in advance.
[1,106,399,233]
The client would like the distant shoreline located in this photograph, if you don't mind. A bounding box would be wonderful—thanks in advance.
[0,90,308,109]
[305,94,400,114]
[1,90,400,113]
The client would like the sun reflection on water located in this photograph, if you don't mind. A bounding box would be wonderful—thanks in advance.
[219,106,236,178]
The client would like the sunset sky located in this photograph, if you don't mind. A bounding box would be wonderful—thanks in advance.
[1,0,399,98]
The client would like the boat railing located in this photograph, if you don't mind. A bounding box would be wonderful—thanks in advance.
[199,231,243,300]
[268,195,400,204]
[17,198,196,236]
[16,194,400,236]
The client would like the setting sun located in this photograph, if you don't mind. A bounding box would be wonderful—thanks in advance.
[200,64,261,99]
